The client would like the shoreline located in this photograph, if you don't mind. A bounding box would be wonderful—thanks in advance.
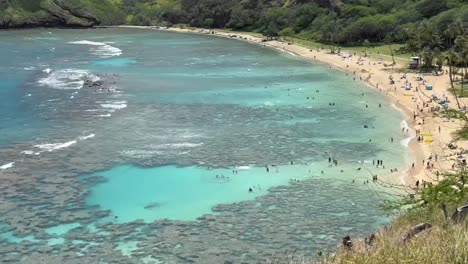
[110,25,463,188]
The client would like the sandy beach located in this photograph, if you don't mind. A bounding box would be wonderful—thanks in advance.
[113,25,467,188]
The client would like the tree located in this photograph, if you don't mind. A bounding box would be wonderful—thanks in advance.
[384,36,396,65]
[455,35,468,98]
[363,39,370,57]
[406,20,443,69]
[263,21,279,39]
[279,27,294,42]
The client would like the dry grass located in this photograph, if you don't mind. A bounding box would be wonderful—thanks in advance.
[265,172,468,264]
[267,212,468,264]
[323,215,468,264]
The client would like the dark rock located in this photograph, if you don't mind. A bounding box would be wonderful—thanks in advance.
[365,233,375,246]
[403,223,432,242]
[342,235,352,249]
[451,204,468,223]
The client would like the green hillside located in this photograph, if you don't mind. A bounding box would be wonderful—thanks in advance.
[0,0,124,28]
[1,0,467,46]
[119,0,468,45]
[1,0,467,44]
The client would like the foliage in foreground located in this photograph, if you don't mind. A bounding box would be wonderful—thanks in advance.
[263,172,468,264]
[319,172,468,264]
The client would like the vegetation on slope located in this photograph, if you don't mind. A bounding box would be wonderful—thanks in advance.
[260,164,468,264]
[2,0,467,50]
[0,0,124,28]
[313,170,468,264]
[120,0,468,44]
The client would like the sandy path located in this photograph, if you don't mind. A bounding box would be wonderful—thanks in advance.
[112,25,467,187]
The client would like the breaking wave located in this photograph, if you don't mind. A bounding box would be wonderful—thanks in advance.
[150,143,204,149]
[69,40,122,58]
[33,134,96,153]
[100,101,127,110]
[38,69,99,90]
[0,162,14,170]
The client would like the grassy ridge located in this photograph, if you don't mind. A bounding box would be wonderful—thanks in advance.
[265,172,468,264]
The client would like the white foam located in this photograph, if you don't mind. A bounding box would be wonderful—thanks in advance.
[400,120,415,147]
[401,120,409,129]
[180,133,205,139]
[401,137,412,147]
[21,150,35,155]
[33,133,95,153]
[272,46,297,57]
[79,134,95,141]
[38,69,97,90]
[171,143,203,148]
[101,101,127,110]
[69,40,122,58]
[24,67,35,71]
[43,68,52,74]
[98,114,112,117]
[0,162,14,170]
[34,140,77,152]
[152,143,203,149]
[236,166,251,170]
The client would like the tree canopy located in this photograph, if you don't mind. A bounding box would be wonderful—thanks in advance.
[119,0,468,45]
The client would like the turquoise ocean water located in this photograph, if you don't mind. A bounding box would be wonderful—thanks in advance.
[0,28,410,263]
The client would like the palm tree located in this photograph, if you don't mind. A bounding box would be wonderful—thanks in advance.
[445,49,459,89]
[446,50,461,109]
[455,35,468,98]
[363,39,370,57]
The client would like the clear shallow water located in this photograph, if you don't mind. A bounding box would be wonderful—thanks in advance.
[87,164,362,222]
[0,28,409,263]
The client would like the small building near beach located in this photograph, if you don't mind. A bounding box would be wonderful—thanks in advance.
[408,57,420,69]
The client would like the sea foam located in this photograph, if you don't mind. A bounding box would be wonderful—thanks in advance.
[69,40,122,58]
[33,134,95,153]
[34,141,77,152]
[100,101,127,110]
[400,120,415,147]
[79,134,95,141]
[151,143,204,149]
[0,162,14,170]
[38,69,99,90]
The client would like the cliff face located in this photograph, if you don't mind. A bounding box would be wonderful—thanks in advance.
[0,0,124,28]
